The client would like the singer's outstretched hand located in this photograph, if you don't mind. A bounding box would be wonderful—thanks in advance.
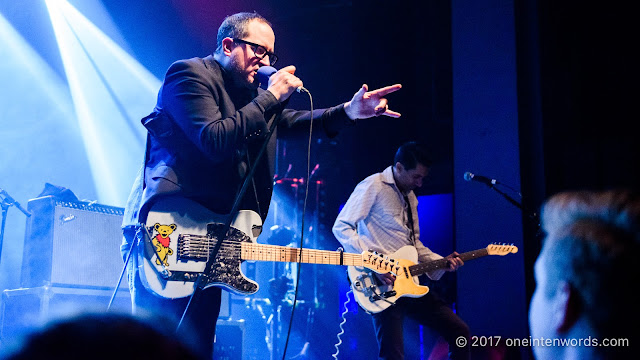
[344,83,402,119]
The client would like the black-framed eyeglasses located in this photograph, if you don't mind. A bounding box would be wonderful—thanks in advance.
[233,38,278,66]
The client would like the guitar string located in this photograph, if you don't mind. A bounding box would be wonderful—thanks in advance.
[179,248,366,265]
[174,240,364,258]
[170,238,383,267]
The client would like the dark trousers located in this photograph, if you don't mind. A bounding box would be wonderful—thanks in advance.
[122,228,222,360]
[371,292,470,360]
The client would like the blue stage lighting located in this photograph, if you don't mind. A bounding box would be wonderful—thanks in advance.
[45,0,160,206]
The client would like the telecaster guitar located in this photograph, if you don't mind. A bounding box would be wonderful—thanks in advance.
[140,196,394,299]
[348,244,518,314]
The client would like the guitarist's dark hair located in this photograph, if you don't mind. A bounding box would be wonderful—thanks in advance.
[394,141,432,170]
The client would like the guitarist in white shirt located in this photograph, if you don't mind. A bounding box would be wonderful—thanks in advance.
[332,141,470,360]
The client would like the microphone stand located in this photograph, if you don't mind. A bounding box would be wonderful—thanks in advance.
[0,188,31,266]
[484,183,540,231]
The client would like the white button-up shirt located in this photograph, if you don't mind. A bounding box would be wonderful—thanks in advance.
[333,166,445,280]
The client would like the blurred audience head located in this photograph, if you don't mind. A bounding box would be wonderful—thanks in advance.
[529,189,639,359]
[2,311,202,360]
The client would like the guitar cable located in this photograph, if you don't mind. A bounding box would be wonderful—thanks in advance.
[332,288,353,360]
[281,86,312,360]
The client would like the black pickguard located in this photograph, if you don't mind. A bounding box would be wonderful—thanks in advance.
[175,222,258,294]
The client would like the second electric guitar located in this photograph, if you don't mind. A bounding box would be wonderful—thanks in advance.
[348,244,518,313]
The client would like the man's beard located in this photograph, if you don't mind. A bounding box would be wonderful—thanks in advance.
[229,56,259,90]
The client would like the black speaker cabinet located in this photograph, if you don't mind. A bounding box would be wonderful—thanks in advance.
[21,196,128,289]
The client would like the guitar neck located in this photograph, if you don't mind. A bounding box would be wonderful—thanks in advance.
[409,248,489,276]
[241,242,364,266]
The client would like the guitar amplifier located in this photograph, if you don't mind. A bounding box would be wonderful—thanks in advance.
[20,196,128,289]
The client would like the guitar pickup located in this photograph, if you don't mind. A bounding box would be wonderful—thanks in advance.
[402,267,410,279]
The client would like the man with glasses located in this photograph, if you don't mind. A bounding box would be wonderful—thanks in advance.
[121,11,402,359]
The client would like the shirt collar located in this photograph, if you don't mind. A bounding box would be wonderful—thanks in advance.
[382,165,413,197]
[381,166,396,185]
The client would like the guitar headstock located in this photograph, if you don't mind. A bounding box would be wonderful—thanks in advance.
[486,243,518,255]
[361,250,398,273]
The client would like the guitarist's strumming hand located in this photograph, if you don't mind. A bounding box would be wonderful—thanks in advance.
[444,252,464,272]
[375,272,396,286]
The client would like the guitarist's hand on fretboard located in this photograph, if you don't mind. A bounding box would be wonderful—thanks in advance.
[444,252,464,272]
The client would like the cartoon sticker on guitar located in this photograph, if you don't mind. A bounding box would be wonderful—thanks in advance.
[152,223,176,266]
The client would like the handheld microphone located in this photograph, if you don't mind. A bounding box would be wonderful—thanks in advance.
[256,66,308,93]
[463,172,498,186]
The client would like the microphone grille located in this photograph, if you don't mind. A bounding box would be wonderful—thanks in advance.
[463,172,474,181]
[256,66,277,84]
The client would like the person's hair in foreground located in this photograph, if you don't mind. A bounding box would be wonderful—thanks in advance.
[530,189,639,359]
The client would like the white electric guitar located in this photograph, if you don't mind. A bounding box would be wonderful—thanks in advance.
[139,196,399,299]
[347,244,518,314]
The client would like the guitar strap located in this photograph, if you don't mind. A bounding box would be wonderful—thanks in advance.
[404,194,417,246]
[203,111,281,275]
[245,146,263,220]
[244,103,283,219]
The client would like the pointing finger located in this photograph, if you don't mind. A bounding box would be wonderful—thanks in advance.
[368,84,402,97]
[382,109,401,118]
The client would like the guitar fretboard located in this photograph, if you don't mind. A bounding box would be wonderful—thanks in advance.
[241,242,364,266]
[177,234,364,266]
[409,248,489,275]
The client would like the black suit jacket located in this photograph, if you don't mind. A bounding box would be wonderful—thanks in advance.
[122,55,351,230]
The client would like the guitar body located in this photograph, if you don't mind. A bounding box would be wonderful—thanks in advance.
[139,196,262,299]
[348,246,428,314]
[348,243,518,314]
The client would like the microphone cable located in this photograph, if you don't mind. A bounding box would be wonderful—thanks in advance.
[281,86,313,360]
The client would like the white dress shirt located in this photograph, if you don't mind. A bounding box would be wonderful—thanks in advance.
[333,166,445,280]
